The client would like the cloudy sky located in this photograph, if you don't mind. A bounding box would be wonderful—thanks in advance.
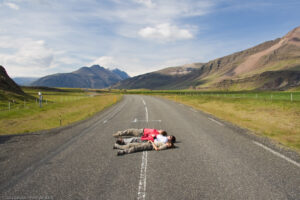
[0,0,299,77]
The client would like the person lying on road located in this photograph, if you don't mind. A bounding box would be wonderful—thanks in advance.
[113,128,176,145]
[114,140,174,156]
[115,134,176,146]
[113,128,167,140]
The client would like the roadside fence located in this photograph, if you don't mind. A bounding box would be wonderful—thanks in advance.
[0,96,90,112]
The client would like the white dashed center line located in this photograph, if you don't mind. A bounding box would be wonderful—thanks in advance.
[145,107,148,123]
[137,98,149,200]
[137,151,148,200]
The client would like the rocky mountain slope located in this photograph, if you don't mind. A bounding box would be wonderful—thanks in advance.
[114,26,300,90]
[32,65,130,89]
[0,65,25,95]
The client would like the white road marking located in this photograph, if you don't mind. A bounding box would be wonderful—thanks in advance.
[137,151,148,200]
[208,118,224,126]
[142,98,148,122]
[253,141,300,168]
[132,118,138,123]
[145,107,148,123]
[103,120,107,124]
[137,98,149,200]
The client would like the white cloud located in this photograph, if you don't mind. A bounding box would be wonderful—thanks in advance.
[0,38,55,76]
[133,0,155,8]
[4,2,19,10]
[138,23,193,41]
[90,56,118,69]
[104,0,215,24]
[101,1,213,41]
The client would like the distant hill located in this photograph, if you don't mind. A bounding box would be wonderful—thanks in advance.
[13,77,39,86]
[31,65,130,89]
[114,26,300,91]
[0,65,25,95]
[111,68,130,79]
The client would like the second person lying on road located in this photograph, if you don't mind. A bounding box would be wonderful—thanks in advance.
[113,128,175,144]
[114,140,175,156]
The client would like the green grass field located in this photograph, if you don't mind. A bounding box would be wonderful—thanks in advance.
[0,87,122,135]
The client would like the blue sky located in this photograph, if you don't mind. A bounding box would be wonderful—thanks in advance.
[0,0,299,77]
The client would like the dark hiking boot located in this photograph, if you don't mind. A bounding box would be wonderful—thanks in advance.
[117,150,126,156]
[113,144,118,149]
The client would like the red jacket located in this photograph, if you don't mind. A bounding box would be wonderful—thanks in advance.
[141,128,159,142]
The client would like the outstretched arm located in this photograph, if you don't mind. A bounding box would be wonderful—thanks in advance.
[149,141,159,151]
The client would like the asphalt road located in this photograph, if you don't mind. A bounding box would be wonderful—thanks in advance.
[0,95,299,200]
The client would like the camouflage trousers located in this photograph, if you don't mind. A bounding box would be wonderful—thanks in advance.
[113,128,144,138]
[114,142,153,154]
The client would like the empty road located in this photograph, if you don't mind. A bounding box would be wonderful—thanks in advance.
[0,95,299,199]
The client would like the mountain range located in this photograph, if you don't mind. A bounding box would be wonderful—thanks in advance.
[13,77,39,86]
[31,65,130,89]
[114,26,300,90]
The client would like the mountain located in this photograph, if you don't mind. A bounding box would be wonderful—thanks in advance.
[0,65,25,95]
[13,77,39,86]
[114,26,300,90]
[111,68,130,79]
[31,65,130,89]
[113,63,204,89]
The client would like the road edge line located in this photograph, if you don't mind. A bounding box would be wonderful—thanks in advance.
[253,141,300,168]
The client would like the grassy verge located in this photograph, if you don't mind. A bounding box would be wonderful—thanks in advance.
[0,88,122,135]
[160,94,300,153]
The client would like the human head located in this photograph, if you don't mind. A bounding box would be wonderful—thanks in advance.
[167,135,176,143]
[166,141,174,148]
[158,130,167,136]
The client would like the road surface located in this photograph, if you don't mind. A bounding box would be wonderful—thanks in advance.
[0,95,299,199]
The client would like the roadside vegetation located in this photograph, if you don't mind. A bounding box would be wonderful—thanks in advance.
[0,87,122,135]
[120,90,300,153]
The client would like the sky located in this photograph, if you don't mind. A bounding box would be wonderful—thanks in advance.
[0,0,299,78]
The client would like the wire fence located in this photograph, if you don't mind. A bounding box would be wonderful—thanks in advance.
[0,96,90,112]
[169,92,299,102]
